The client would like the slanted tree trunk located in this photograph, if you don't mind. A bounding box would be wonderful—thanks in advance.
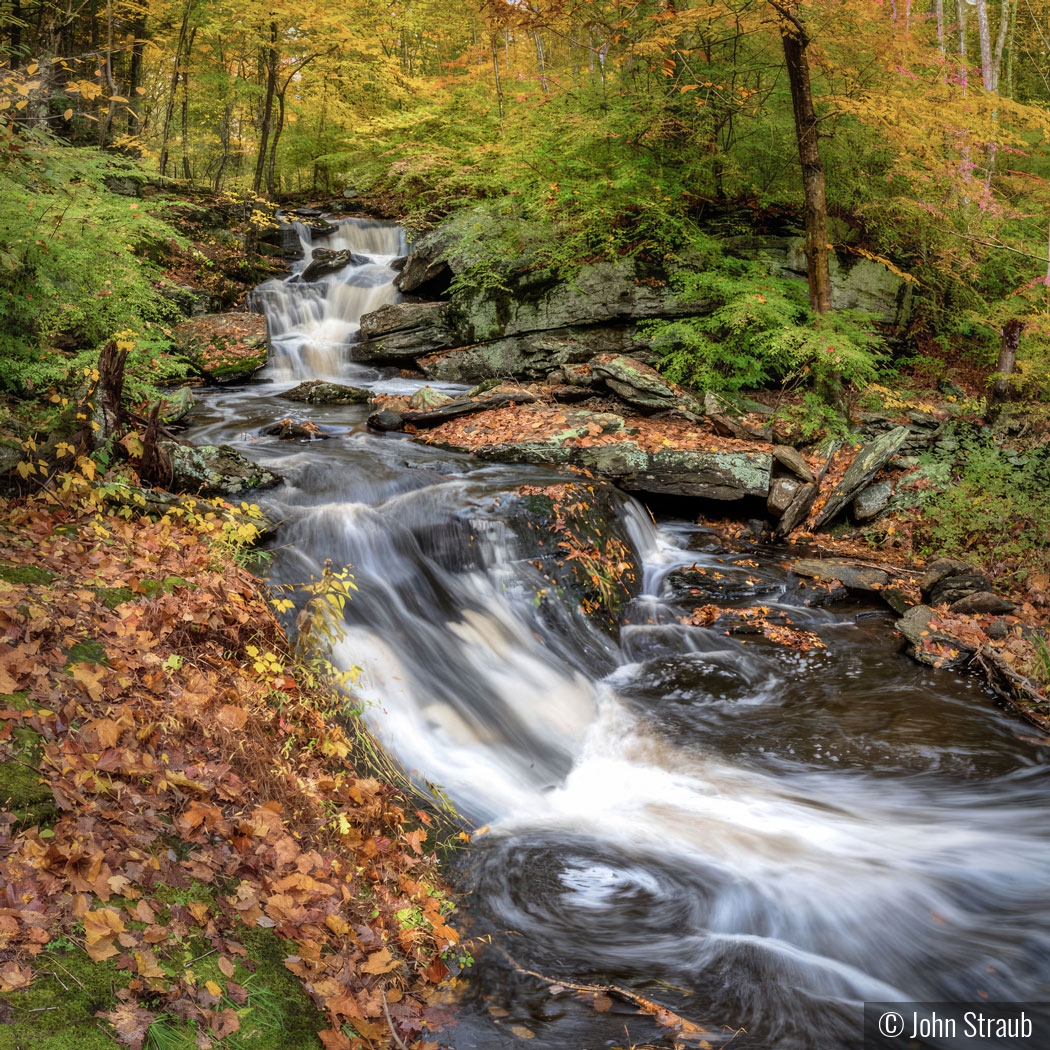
[773,3,832,315]
[986,318,1024,419]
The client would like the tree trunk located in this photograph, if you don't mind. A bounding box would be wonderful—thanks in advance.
[776,6,832,315]
[127,6,148,135]
[975,0,993,90]
[986,318,1024,418]
[991,0,1015,93]
[180,25,196,181]
[490,35,505,122]
[935,0,945,52]
[159,0,193,178]
[252,21,278,195]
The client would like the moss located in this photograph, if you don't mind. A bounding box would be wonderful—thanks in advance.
[0,947,124,1050]
[0,723,55,829]
[95,587,134,610]
[0,564,56,586]
[64,640,109,668]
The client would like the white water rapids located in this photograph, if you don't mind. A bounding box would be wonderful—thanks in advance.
[184,217,1050,1050]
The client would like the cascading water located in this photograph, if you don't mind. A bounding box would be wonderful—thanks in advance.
[185,215,1050,1050]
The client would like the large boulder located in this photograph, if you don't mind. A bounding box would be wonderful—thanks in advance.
[299,247,364,282]
[163,443,280,497]
[351,302,454,361]
[171,313,269,382]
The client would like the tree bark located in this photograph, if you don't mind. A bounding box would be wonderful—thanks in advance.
[159,0,194,178]
[975,0,994,90]
[986,318,1024,418]
[774,4,832,315]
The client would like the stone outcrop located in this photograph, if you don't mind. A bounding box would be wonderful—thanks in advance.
[920,557,1016,615]
[351,302,455,360]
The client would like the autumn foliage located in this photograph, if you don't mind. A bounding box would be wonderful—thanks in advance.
[0,496,458,1049]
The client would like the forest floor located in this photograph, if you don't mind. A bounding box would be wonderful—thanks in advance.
[0,490,461,1050]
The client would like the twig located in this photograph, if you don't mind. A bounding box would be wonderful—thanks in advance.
[185,948,217,967]
[28,1006,58,1013]
[42,969,69,992]
[52,958,86,989]
[380,989,410,1050]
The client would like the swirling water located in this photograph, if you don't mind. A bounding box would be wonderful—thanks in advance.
[185,218,1050,1049]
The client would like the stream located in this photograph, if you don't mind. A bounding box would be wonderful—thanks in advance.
[184,218,1050,1050]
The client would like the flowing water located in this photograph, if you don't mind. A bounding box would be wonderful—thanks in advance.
[185,218,1050,1050]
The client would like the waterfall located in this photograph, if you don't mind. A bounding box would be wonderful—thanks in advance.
[248,217,407,383]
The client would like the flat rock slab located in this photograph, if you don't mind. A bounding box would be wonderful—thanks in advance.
[172,313,268,382]
[813,426,910,528]
[792,558,890,592]
[281,380,372,405]
[353,302,453,361]
[897,604,977,670]
[419,404,772,500]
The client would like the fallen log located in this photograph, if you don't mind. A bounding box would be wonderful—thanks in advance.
[368,391,538,431]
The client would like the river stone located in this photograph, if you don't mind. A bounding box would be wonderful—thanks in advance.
[261,420,328,440]
[853,479,893,522]
[949,591,1016,615]
[163,443,280,497]
[772,445,815,483]
[281,380,372,405]
[590,354,690,411]
[300,247,365,283]
[896,604,976,669]
[767,477,800,517]
[172,313,269,382]
[792,558,891,592]
[665,565,780,604]
[352,302,454,361]
[812,426,910,528]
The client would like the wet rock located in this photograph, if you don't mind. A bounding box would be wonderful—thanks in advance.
[172,313,268,382]
[897,604,976,669]
[853,479,893,522]
[163,443,281,496]
[792,558,891,593]
[353,302,454,361]
[300,247,365,282]
[813,426,911,528]
[767,477,801,518]
[949,591,1017,615]
[423,410,772,501]
[281,380,372,405]
[262,419,327,440]
[291,206,325,218]
[368,410,406,432]
[772,445,815,483]
[590,354,695,412]
[664,564,780,604]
